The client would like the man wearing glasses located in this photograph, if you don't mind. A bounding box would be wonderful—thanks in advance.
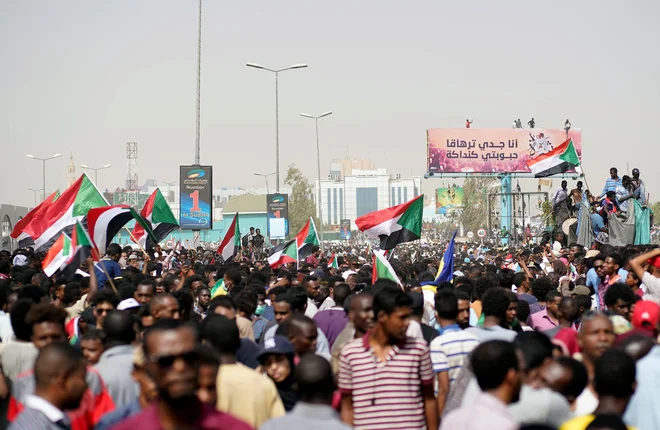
[111,319,251,430]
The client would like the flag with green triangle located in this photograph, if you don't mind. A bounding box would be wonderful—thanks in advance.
[210,279,227,298]
[296,217,320,260]
[356,195,424,250]
[371,249,402,286]
[132,188,179,249]
[42,233,72,277]
[268,240,298,270]
[28,174,108,250]
[216,213,240,261]
[328,253,339,269]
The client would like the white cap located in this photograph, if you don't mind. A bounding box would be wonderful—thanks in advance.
[342,270,358,280]
[117,298,140,311]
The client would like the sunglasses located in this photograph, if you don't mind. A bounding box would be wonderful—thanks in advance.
[148,350,199,369]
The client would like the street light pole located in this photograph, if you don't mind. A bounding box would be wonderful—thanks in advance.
[80,164,112,186]
[300,111,332,248]
[254,172,276,194]
[26,153,62,201]
[246,62,307,192]
[27,187,43,207]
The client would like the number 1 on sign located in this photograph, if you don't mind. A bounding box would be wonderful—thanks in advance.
[190,190,201,212]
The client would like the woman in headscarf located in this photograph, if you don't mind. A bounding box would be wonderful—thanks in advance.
[257,335,298,411]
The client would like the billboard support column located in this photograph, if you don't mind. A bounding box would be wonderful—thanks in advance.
[500,174,512,245]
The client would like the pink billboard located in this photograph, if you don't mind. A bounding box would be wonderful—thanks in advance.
[427,128,582,174]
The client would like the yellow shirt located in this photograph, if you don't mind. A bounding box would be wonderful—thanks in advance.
[216,363,285,428]
[560,415,636,430]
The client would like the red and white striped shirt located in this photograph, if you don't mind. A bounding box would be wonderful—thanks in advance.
[338,333,434,430]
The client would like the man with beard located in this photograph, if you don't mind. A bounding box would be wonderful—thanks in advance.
[440,341,523,430]
[112,319,251,430]
[574,312,616,416]
[9,343,88,430]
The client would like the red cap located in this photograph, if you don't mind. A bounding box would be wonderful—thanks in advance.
[631,300,660,331]
[647,256,660,269]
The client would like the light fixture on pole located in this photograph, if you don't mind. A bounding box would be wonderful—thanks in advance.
[27,187,43,208]
[246,62,308,193]
[26,153,62,202]
[300,111,333,247]
[254,171,276,194]
[162,180,177,202]
[80,164,111,186]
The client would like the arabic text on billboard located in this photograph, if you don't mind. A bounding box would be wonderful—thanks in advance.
[179,166,213,230]
[267,194,289,239]
[436,187,463,215]
[427,129,582,174]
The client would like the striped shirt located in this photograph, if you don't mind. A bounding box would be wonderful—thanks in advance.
[338,333,433,430]
[429,325,479,385]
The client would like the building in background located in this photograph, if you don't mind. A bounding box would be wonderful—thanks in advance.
[329,158,376,180]
[316,165,421,231]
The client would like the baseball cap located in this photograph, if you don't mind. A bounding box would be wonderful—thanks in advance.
[342,270,358,280]
[631,300,660,332]
[573,286,591,296]
[647,255,660,269]
[585,250,600,258]
[117,298,141,311]
[257,335,294,362]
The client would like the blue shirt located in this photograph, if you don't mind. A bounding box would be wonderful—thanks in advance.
[590,213,605,236]
[94,259,122,289]
[601,177,623,197]
[624,345,660,430]
[95,399,141,430]
[588,267,629,310]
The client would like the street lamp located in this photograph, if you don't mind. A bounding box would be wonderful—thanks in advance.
[162,180,177,202]
[80,164,111,186]
[246,62,308,193]
[26,153,62,201]
[300,111,333,247]
[254,172,276,194]
[27,187,43,207]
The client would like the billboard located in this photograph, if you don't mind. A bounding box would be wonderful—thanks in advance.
[179,166,213,229]
[340,219,351,240]
[436,187,463,214]
[266,194,289,239]
[427,128,582,174]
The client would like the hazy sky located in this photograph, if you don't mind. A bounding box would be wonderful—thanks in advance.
[2,0,659,208]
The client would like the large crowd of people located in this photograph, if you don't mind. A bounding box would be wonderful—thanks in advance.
[0,162,658,430]
[1,231,660,430]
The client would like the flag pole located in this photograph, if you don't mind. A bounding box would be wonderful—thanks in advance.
[96,260,118,294]
[124,226,149,255]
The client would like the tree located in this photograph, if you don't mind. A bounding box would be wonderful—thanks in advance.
[284,164,318,236]
[649,201,660,226]
[459,177,495,234]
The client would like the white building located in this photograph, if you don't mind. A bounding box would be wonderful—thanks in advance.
[315,167,421,229]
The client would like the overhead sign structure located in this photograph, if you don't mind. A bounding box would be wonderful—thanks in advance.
[267,194,289,239]
[427,128,582,174]
[340,219,351,240]
[179,166,213,230]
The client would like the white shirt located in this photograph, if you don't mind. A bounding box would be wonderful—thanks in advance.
[0,310,15,343]
[575,386,599,416]
[23,394,66,423]
[642,272,660,304]
[305,298,319,319]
